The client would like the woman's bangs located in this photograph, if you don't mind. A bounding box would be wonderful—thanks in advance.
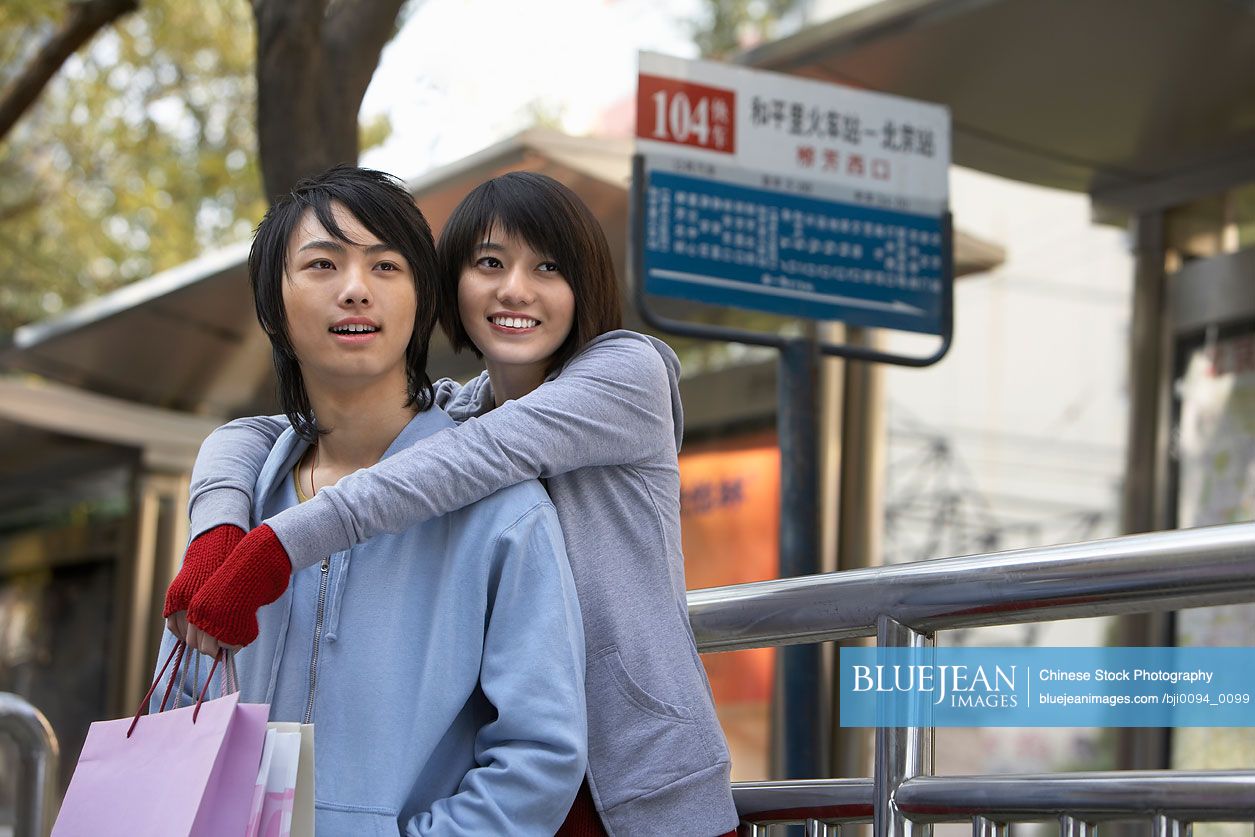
[478,189,571,267]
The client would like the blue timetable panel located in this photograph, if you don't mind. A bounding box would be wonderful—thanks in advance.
[643,169,947,335]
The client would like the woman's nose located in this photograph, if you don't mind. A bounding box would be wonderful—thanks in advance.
[496,266,533,304]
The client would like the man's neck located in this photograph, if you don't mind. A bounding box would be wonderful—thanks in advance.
[305,374,417,476]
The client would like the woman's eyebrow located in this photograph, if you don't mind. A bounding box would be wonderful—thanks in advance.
[474,241,504,253]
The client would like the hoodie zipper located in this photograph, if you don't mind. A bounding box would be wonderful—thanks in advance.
[304,556,331,725]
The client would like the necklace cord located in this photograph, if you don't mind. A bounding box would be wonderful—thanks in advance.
[308,443,318,498]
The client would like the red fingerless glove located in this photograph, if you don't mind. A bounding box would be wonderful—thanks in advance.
[163,524,246,618]
[186,524,293,647]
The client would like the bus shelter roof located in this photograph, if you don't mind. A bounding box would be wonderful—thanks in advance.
[740,0,1255,214]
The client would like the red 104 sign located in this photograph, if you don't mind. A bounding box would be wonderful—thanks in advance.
[637,74,736,154]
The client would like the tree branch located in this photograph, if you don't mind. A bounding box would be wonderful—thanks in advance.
[323,0,407,105]
[0,194,42,225]
[0,0,140,141]
[253,0,329,201]
[252,0,406,201]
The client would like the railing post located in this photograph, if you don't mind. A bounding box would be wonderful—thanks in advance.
[1059,815,1095,837]
[0,692,59,837]
[974,817,1007,837]
[874,616,933,837]
[1151,815,1190,837]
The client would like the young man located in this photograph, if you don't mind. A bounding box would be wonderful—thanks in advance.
[154,166,587,835]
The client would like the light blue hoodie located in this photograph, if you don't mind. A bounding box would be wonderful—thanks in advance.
[156,405,586,836]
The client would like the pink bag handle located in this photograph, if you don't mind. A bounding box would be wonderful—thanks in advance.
[191,651,226,723]
[126,644,239,737]
[174,646,237,711]
[127,640,185,738]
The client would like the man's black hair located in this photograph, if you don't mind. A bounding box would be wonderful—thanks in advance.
[249,165,439,441]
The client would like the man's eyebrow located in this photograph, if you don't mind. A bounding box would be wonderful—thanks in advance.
[297,239,401,255]
[473,241,504,252]
[297,239,346,254]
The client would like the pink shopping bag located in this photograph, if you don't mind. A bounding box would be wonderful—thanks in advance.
[53,643,269,837]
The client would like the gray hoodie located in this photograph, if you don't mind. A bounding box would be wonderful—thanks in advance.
[188,330,738,836]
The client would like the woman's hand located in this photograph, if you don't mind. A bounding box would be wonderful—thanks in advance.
[165,611,188,642]
[168,608,240,657]
[182,623,240,658]
[163,524,246,636]
[186,524,295,647]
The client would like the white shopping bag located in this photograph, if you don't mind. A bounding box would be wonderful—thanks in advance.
[245,722,314,837]
[261,731,300,837]
[246,730,278,837]
[269,722,315,837]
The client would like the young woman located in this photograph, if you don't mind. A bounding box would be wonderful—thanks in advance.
[169,172,739,836]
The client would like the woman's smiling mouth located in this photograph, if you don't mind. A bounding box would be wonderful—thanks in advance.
[489,314,540,332]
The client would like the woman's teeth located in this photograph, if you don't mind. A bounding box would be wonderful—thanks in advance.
[492,316,539,329]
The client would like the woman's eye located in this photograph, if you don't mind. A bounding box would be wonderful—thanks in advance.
[476,256,503,269]
[309,258,334,270]
[377,261,401,272]
[538,262,561,273]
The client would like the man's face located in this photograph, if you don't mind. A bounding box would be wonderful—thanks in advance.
[281,202,418,395]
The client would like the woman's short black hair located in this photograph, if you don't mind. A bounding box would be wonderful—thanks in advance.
[249,165,439,441]
[436,171,621,373]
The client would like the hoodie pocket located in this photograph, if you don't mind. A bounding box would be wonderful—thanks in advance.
[315,805,401,836]
[586,647,715,810]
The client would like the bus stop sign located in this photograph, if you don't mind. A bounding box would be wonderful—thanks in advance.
[636,52,952,337]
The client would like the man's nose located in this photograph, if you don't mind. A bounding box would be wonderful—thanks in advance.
[340,263,371,305]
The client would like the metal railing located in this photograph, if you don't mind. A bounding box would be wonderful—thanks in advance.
[0,693,58,837]
[687,522,1255,836]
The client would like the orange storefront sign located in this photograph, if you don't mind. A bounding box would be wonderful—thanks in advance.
[680,434,778,778]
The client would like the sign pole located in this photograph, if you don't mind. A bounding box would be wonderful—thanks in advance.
[773,336,825,779]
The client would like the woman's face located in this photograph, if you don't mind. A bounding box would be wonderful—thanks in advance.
[457,229,575,387]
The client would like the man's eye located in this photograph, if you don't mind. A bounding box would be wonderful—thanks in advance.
[377,261,401,271]
[309,258,334,270]
[476,256,503,269]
